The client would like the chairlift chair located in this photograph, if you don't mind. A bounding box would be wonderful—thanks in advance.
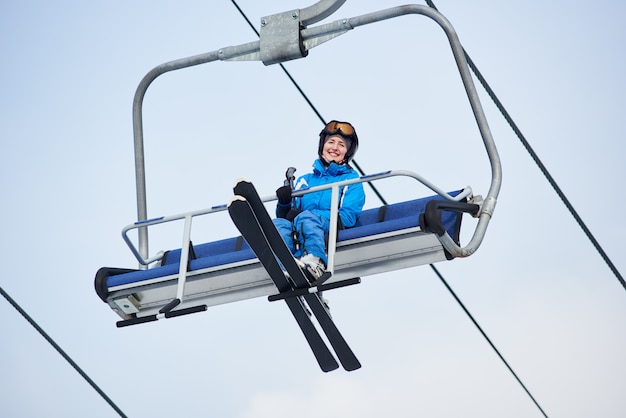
[95,1,501,331]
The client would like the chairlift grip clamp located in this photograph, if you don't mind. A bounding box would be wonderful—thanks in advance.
[479,196,497,219]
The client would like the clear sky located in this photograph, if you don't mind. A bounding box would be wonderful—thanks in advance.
[2,1,625,417]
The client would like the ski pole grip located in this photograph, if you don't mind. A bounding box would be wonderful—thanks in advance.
[284,167,297,188]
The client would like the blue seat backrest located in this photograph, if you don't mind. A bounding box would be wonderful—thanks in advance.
[384,199,426,221]
[162,236,249,266]
[355,198,427,227]
[162,192,462,266]
[341,192,463,241]
[354,207,380,227]
[102,192,465,291]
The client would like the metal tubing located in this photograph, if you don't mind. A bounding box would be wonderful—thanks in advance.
[130,4,501,263]
[299,0,347,26]
[303,5,502,256]
[132,43,259,264]
[326,184,340,273]
[175,215,193,303]
[302,5,501,198]
[121,169,471,266]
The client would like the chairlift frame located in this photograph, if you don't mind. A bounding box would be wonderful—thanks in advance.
[132,1,501,261]
[97,1,502,324]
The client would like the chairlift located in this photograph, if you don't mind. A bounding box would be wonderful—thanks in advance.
[95,1,501,335]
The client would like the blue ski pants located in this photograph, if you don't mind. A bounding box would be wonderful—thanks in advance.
[273,210,329,265]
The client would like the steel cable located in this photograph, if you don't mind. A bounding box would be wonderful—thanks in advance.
[0,286,128,418]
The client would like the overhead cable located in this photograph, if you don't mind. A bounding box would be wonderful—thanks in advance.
[0,286,128,418]
[430,265,549,417]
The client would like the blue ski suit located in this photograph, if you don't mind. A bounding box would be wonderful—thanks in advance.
[274,159,365,265]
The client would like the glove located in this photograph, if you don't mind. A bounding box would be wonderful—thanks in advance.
[276,185,292,205]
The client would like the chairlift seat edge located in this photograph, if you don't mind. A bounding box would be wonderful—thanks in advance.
[95,191,464,319]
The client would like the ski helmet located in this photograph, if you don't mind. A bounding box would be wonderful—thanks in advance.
[318,120,359,164]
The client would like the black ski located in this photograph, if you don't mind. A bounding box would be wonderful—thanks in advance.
[232,179,361,371]
[228,196,339,372]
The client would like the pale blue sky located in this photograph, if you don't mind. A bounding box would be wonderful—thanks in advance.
[2,1,625,417]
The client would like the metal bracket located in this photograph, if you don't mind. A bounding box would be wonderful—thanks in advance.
[259,0,347,65]
[260,10,308,65]
[112,295,140,315]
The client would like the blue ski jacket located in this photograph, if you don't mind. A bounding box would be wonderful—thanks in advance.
[291,159,365,228]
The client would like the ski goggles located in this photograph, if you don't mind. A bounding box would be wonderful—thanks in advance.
[323,120,355,137]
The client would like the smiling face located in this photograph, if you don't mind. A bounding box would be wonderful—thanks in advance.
[321,135,349,164]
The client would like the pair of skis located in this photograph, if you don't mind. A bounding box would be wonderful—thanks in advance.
[228,179,361,372]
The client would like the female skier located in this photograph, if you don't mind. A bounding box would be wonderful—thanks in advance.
[274,120,365,281]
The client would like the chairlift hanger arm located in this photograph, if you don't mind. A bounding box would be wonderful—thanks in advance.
[131,3,501,262]
[300,0,347,26]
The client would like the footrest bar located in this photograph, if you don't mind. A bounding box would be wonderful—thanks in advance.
[115,304,208,327]
[159,298,181,314]
[309,271,333,287]
[268,277,361,302]
[116,314,158,328]
[164,304,208,318]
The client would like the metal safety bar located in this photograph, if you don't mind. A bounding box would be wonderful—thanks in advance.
[121,169,475,310]
[131,3,501,265]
